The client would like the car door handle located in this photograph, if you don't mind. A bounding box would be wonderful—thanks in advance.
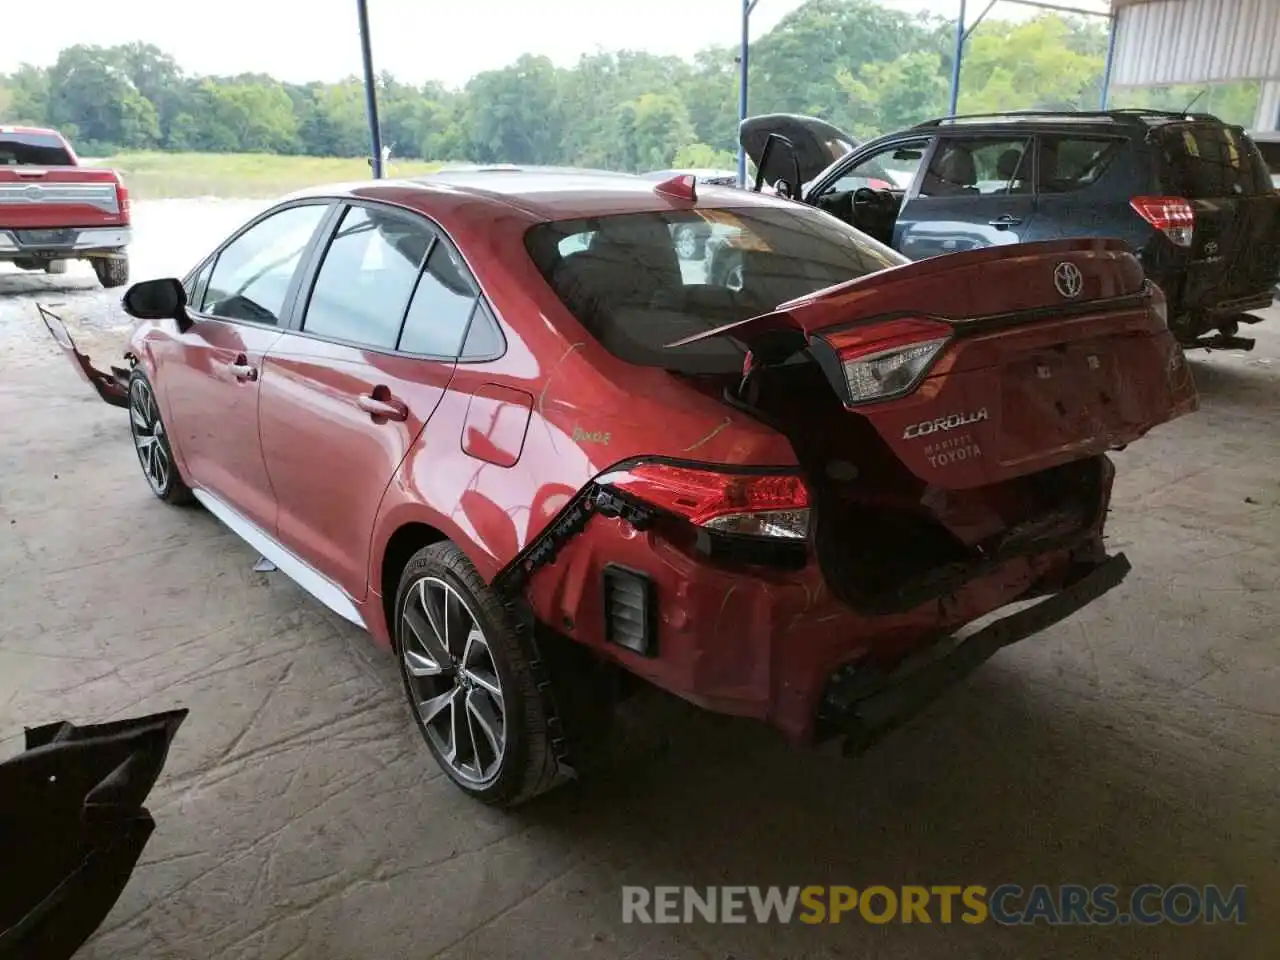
[356,393,408,421]
[228,362,257,382]
[989,215,1023,228]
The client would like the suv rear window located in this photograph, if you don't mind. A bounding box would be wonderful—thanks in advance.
[1156,123,1272,197]
[0,131,73,166]
[524,206,905,374]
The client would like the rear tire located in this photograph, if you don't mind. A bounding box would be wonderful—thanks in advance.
[45,259,67,275]
[127,370,193,505]
[393,542,567,807]
[93,254,129,289]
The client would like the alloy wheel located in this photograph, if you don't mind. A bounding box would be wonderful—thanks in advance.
[674,225,698,260]
[400,576,507,784]
[129,378,171,496]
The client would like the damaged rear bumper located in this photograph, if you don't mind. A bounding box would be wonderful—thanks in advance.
[820,552,1131,756]
[37,303,131,408]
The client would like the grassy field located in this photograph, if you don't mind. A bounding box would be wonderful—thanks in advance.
[97,152,444,200]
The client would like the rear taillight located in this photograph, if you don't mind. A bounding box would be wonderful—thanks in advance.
[816,316,952,406]
[115,180,130,219]
[1130,196,1194,247]
[602,461,811,540]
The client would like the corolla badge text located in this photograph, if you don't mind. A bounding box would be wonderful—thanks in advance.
[903,408,989,440]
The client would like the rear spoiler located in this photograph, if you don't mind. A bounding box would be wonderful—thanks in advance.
[36,303,131,408]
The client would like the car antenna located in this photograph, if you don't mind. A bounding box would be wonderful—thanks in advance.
[1181,89,1207,115]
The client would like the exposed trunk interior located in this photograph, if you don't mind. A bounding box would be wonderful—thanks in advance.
[692,357,1108,615]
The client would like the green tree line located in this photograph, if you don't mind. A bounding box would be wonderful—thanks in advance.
[0,0,1261,168]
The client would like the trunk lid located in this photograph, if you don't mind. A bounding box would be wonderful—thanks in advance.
[674,239,1199,490]
[739,113,860,188]
[0,167,127,229]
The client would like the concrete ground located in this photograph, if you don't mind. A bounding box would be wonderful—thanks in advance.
[0,203,1276,959]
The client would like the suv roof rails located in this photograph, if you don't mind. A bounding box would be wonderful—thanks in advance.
[912,109,1224,130]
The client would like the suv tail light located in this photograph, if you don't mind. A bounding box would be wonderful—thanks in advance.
[1130,196,1194,247]
[115,179,130,220]
[602,462,810,540]
[814,316,952,407]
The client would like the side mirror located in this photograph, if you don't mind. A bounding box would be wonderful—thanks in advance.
[123,278,190,329]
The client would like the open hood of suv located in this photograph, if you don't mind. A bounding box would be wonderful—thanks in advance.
[739,114,859,187]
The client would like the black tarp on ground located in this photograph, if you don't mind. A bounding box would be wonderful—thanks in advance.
[0,709,186,960]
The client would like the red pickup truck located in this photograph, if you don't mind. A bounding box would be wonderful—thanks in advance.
[0,125,131,287]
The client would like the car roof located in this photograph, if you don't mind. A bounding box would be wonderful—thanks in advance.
[284,168,791,222]
[907,109,1236,135]
[0,125,62,137]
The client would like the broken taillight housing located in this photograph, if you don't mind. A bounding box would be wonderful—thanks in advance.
[602,461,811,540]
[816,316,952,406]
[1130,196,1194,247]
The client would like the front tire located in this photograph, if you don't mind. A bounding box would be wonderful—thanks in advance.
[394,542,566,807]
[93,253,129,288]
[128,370,193,505]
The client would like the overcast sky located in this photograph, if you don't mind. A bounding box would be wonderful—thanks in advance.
[0,0,1110,88]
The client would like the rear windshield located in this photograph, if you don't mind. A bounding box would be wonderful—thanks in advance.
[524,205,905,374]
[1155,123,1272,198]
[0,131,74,166]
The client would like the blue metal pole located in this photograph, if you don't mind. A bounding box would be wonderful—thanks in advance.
[948,0,966,117]
[1099,14,1118,109]
[357,0,384,179]
[737,0,751,187]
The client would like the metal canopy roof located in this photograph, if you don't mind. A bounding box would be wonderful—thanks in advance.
[1109,0,1280,87]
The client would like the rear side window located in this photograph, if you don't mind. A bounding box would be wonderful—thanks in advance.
[1156,123,1272,197]
[303,205,433,349]
[0,131,73,166]
[918,137,1032,197]
[397,242,479,357]
[1037,135,1126,193]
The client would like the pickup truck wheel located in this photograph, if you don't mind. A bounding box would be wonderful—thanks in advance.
[394,542,567,808]
[127,370,193,505]
[44,260,67,275]
[93,254,129,289]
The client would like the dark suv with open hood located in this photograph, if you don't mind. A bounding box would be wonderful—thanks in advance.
[740,110,1280,349]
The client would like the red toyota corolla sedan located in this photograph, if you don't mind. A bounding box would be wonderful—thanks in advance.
[45,168,1198,807]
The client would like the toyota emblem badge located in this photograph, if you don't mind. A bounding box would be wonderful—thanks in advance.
[1053,261,1083,299]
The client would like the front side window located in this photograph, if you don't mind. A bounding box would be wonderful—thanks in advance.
[525,205,906,374]
[919,137,1032,197]
[302,205,434,349]
[826,139,931,194]
[202,203,329,325]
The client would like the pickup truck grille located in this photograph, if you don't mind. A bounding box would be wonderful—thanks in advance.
[0,182,119,215]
